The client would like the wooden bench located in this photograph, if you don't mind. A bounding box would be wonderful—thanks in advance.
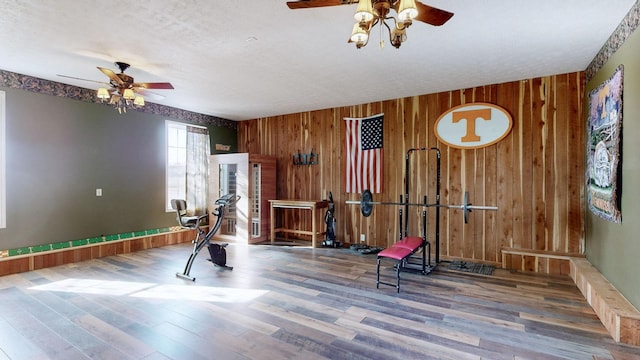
[501,247,584,275]
[502,247,640,345]
[570,257,640,346]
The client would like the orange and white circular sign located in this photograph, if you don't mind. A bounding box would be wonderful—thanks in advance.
[434,103,513,149]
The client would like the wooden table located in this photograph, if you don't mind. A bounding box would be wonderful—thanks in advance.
[269,200,328,247]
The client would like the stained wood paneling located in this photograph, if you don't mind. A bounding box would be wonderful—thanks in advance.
[238,72,585,263]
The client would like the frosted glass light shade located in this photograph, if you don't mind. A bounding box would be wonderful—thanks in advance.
[398,0,418,21]
[350,22,369,44]
[354,0,374,22]
[97,87,110,100]
[123,89,135,100]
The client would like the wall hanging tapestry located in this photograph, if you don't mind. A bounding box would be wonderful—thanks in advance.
[587,65,623,223]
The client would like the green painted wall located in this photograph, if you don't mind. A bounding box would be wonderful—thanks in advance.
[209,126,237,154]
[585,28,640,309]
[0,86,236,250]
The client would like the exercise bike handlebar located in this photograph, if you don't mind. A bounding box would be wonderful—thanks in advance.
[215,193,241,207]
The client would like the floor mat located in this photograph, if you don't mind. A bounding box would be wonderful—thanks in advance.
[448,260,495,275]
[349,244,383,255]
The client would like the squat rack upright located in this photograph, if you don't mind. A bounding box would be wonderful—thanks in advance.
[402,147,441,264]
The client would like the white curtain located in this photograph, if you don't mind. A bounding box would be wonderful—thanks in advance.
[186,126,210,216]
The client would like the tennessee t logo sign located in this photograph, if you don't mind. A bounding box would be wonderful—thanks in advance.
[434,103,512,149]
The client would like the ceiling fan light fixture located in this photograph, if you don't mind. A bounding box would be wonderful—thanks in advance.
[350,22,369,48]
[354,0,374,22]
[348,0,418,49]
[104,92,144,114]
[397,0,418,23]
[109,94,120,104]
[60,60,174,114]
[286,0,452,50]
[133,95,145,107]
[97,87,110,101]
[123,88,135,100]
[391,26,407,48]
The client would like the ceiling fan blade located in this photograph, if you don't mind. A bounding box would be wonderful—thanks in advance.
[287,0,354,9]
[57,74,110,86]
[413,1,454,26]
[133,87,166,100]
[97,66,125,86]
[133,82,174,90]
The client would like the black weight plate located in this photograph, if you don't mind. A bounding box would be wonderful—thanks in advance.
[463,191,470,224]
[361,189,373,217]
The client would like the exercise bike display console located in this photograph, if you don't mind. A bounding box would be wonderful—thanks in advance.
[171,193,240,281]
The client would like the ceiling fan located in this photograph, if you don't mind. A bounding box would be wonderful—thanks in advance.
[58,61,174,113]
[286,0,454,48]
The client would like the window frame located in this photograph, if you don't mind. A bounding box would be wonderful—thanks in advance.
[164,120,209,212]
[165,120,187,212]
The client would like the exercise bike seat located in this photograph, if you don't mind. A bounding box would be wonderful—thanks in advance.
[170,199,208,230]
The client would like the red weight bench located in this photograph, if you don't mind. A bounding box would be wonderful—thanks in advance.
[376,236,430,293]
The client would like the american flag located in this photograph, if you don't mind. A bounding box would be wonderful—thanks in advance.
[344,114,384,193]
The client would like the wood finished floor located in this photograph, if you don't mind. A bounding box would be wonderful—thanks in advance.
[1,243,639,360]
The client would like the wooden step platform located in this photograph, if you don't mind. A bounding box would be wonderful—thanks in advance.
[501,247,584,276]
[570,257,640,346]
[502,247,640,346]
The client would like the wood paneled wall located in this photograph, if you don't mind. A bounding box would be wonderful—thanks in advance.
[238,72,585,265]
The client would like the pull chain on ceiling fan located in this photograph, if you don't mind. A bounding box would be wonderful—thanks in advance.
[286,0,453,49]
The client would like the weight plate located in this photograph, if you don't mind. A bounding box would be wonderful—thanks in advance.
[463,191,470,224]
[361,189,373,217]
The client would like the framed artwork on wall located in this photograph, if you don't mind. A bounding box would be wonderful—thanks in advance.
[586,65,623,223]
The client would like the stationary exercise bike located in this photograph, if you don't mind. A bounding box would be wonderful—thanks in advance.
[171,193,239,281]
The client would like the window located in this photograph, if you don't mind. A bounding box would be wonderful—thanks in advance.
[0,91,5,228]
[166,121,187,211]
[165,121,210,214]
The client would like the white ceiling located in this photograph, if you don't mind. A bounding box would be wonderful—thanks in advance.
[0,1,636,121]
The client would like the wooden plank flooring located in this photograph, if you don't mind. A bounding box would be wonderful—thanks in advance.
[1,243,639,360]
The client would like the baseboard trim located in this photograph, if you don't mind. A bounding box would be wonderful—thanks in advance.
[0,229,198,277]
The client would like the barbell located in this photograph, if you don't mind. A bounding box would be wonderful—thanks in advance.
[346,189,498,223]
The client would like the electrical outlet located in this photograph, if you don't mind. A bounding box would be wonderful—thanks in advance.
[360,234,366,242]
[96,188,102,197]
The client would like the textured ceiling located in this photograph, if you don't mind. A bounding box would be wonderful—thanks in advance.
[0,0,636,120]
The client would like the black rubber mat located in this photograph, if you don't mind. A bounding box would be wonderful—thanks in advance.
[448,260,495,275]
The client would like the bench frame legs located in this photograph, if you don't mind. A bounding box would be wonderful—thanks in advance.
[376,239,431,293]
